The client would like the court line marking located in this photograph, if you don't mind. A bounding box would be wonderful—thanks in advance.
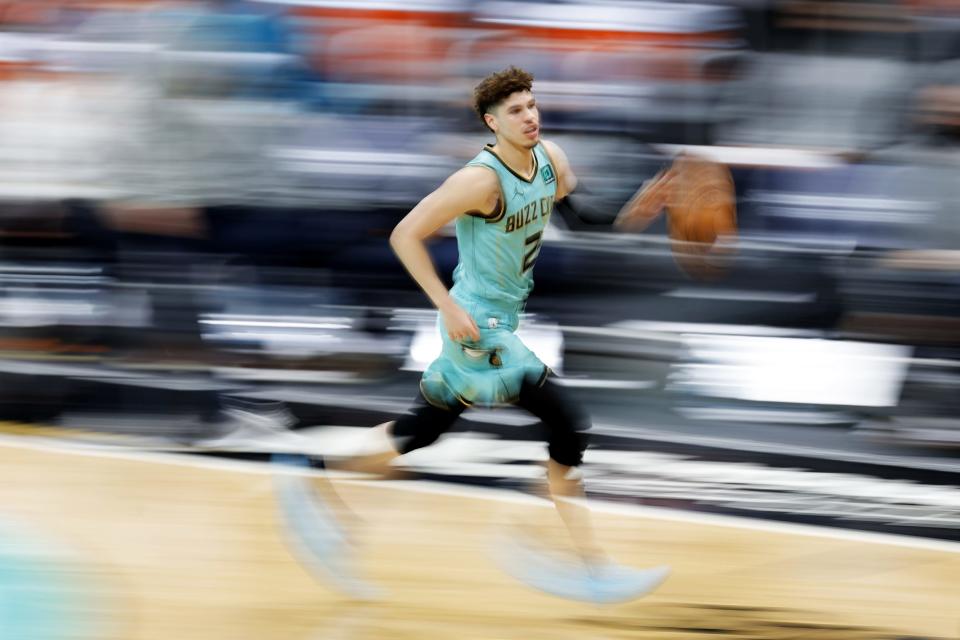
[591,423,960,474]
[1,432,959,555]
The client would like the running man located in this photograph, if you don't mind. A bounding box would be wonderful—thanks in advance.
[302,66,673,600]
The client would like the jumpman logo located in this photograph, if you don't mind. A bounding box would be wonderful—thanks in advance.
[512,183,526,202]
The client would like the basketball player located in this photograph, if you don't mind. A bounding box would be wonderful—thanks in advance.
[319,66,674,595]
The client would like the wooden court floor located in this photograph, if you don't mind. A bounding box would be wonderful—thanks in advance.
[0,435,958,640]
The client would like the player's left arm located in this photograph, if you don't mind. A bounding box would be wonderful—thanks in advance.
[541,139,578,201]
[542,139,673,230]
[542,139,608,224]
[613,165,675,233]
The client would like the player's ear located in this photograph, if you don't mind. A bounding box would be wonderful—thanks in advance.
[484,112,498,133]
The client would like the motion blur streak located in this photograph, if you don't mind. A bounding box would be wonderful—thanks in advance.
[0,0,959,637]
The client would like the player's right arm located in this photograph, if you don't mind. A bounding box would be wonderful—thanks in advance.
[390,166,498,343]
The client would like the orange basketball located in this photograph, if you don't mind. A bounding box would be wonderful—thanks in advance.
[666,156,737,279]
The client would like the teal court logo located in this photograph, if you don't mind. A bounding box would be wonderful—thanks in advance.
[0,519,104,639]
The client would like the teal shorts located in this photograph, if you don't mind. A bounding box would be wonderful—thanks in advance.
[420,293,548,410]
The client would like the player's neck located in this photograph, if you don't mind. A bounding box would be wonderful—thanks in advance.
[490,139,536,180]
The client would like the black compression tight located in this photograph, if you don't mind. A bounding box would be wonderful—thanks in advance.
[391,376,590,467]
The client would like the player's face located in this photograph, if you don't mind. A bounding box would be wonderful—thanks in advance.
[488,91,540,148]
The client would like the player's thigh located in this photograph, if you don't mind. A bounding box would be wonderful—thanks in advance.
[391,392,465,454]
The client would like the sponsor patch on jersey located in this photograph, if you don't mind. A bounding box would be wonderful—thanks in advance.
[541,164,556,185]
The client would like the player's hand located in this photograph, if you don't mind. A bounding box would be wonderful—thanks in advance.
[440,301,480,343]
[614,167,675,232]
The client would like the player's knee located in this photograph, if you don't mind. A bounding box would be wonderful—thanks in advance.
[518,375,591,467]
[551,391,591,467]
[548,423,590,468]
[546,402,591,467]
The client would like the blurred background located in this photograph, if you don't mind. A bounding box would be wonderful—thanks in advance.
[0,0,959,537]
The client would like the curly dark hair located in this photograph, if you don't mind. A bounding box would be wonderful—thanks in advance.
[473,66,534,131]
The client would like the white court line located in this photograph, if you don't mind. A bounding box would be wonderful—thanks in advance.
[1,432,959,555]
[592,423,960,474]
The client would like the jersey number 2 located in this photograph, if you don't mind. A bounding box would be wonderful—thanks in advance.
[522,231,542,273]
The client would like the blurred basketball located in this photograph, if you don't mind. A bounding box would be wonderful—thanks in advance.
[666,155,737,279]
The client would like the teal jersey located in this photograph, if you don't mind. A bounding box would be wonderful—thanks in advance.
[452,143,557,306]
[420,143,557,409]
